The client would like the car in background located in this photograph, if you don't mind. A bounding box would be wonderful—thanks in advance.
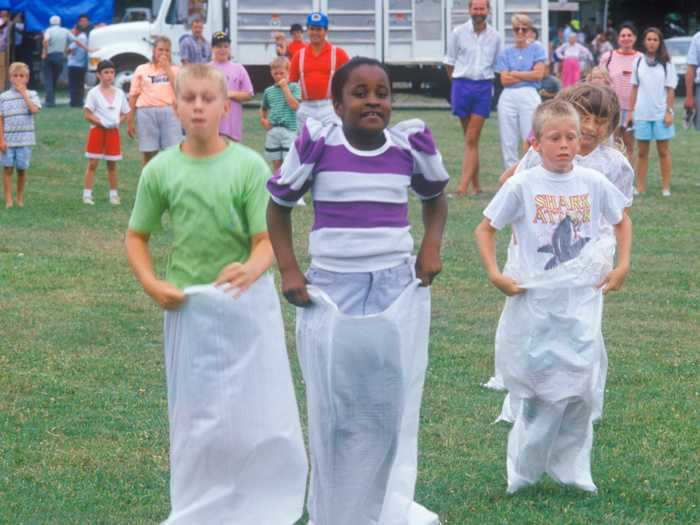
[667,36,692,96]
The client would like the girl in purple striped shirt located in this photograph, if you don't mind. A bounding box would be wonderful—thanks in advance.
[267,57,449,523]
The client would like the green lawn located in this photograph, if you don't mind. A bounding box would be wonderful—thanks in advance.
[1,104,697,524]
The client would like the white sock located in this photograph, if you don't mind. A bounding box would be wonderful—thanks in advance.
[109,190,119,198]
[83,189,92,198]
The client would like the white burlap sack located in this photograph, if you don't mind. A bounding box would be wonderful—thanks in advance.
[162,274,308,525]
[492,238,615,492]
[493,237,614,422]
[296,280,439,525]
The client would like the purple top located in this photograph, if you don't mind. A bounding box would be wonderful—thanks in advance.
[209,60,254,142]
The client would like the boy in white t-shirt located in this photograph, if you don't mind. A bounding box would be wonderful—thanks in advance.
[475,99,632,493]
[82,60,130,205]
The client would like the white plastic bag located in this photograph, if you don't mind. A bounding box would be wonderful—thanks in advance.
[296,280,439,525]
[162,274,308,525]
[493,238,615,492]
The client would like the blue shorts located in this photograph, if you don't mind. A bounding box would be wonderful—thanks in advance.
[634,120,675,141]
[451,78,493,119]
[1,146,32,170]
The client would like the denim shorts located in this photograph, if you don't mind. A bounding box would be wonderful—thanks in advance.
[306,259,414,316]
[634,119,675,141]
[1,146,32,170]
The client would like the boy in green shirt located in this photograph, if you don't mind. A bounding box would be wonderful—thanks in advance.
[125,64,307,523]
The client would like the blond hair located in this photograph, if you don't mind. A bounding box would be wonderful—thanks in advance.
[175,64,227,98]
[8,62,29,76]
[532,99,580,140]
[511,13,533,29]
[270,56,290,69]
[556,83,620,136]
[586,66,612,87]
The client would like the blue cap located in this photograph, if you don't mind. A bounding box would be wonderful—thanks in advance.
[307,12,329,29]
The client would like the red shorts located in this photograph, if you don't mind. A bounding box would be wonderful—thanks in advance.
[85,127,122,161]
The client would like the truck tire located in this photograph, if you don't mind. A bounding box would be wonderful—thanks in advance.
[112,55,148,93]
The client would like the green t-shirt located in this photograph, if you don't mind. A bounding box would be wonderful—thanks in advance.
[128,142,271,289]
[262,83,301,131]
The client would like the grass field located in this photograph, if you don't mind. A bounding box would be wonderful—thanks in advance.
[1,101,698,524]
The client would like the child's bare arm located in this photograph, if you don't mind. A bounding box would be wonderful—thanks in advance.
[266,199,310,306]
[17,87,39,113]
[215,232,275,295]
[228,90,253,103]
[474,218,524,296]
[415,193,447,286]
[278,79,300,110]
[84,107,102,127]
[127,94,138,138]
[259,107,272,130]
[125,229,185,309]
[597,214,632,294]
[498,163,518,186]
[0,116,5,152]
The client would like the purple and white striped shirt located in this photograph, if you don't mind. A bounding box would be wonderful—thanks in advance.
[267,118,449,272]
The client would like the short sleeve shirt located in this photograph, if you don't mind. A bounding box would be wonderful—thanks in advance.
[67,32,88,68]
[84,86,130,128]
[443,21,502,80]
[484,165,630,274]
[44,26,75,54]
[686,32,700,84]
[262,83,301,131]
[599,50,641,111]
[209,60,254,141]
[289,42,350,100]
[0,88,41,147]
[179,34,211,64]
[631,56,678,121]
[128,142,271,289]
[495,42,547,89]
[288,40,305,59]
[129,63,179,108]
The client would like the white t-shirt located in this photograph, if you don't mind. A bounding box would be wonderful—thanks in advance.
[631,56,677,121]
[484,165,629,275]
[84,86,129,129]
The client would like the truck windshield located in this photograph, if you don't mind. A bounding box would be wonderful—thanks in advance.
[166,0,208,25]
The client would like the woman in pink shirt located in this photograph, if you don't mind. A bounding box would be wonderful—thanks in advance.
[599,22,642,162]
[208,32,254,142]
[128,36,182,166]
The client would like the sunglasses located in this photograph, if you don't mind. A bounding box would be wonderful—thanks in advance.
[513,27,530,33]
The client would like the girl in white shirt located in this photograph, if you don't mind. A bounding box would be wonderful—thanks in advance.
[627,27,677,196]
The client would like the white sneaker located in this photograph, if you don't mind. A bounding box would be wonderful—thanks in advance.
[83,195,95,205]
[633,188,640,196]
[662,189,671,197]
[109,194,121,205]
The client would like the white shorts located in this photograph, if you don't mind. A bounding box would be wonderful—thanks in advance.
[136,106,182,152]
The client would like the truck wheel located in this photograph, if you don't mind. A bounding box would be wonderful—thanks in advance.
[113,57,146,93]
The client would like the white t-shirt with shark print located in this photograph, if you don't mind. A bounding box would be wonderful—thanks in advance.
[484,164,630,276]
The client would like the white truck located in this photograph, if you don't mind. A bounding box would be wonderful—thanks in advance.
[88,0,549,93]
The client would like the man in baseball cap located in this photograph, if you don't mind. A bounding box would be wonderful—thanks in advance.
[289,12,348,128]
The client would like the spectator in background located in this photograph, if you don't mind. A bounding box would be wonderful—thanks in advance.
[127,36,181,166]
[627,27,677,196]
[179,16,211,65]
[0,10,10,90]
[67,26,88,107]
[76,14,94,36]
[274,31,288,57]
[683,29,700,133]
[208,31,254,142]
[289,12,349,128]
[592,30,614,62]
[443,0,501,196]
[42,16,89,107]
[288,23,305,58]
[495,13,546,168]
[600,22,641,164]
[556,32,593,87]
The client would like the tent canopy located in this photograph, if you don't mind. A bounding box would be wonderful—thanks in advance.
[3,0,113,32]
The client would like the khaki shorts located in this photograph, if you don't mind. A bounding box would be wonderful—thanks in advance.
[264,126,297,161]
[136,106,182,152]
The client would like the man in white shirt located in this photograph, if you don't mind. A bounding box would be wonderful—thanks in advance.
[683,31,700,131]
[443,0,501,196]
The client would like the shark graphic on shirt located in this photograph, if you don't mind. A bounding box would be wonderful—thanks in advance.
[537,215,590,270]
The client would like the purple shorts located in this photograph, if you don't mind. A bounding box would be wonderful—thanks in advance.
[451,78,493,119]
